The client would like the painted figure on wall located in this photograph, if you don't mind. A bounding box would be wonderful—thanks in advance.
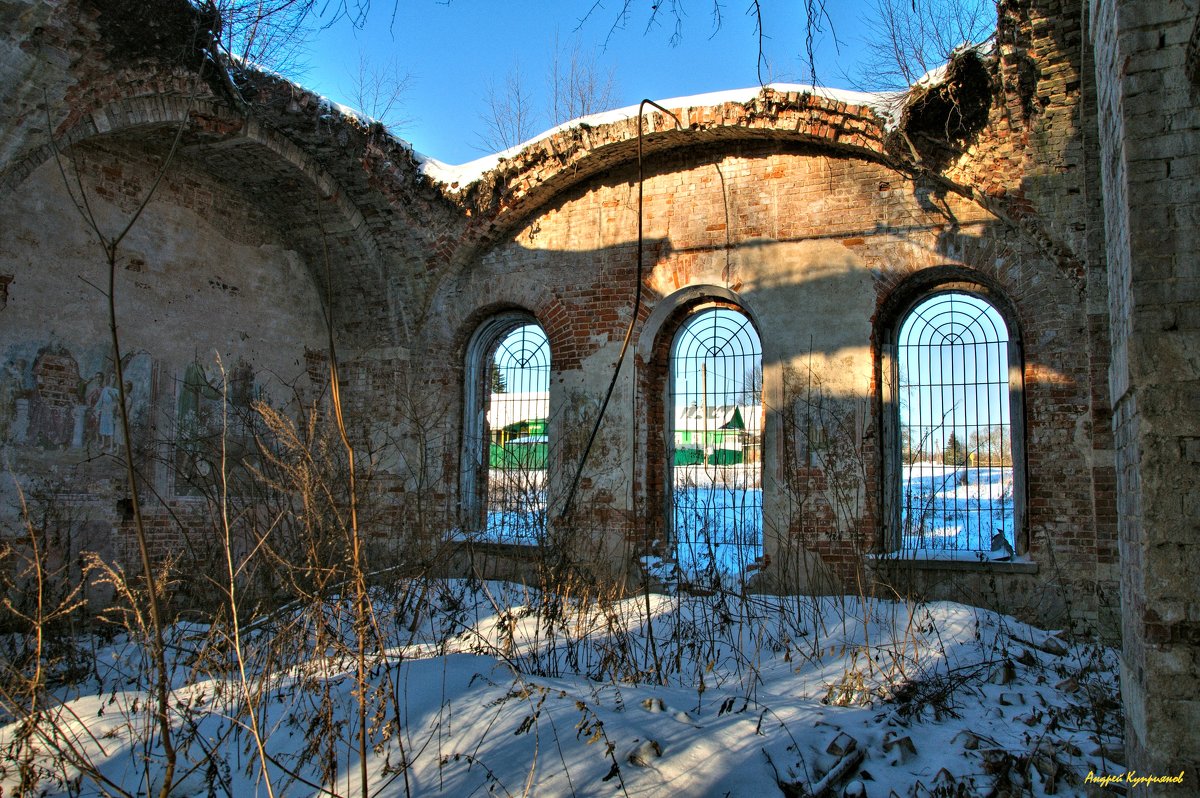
[0,359,26,443]
[178,362,219,443]
[115,353,152,453]
[176,360,224,491]
[93,374,119,453]
[0,346,154,456]
[174,358,263,495]
[28,347,80,449]
[227,359,257,438]
[83,372,102,445]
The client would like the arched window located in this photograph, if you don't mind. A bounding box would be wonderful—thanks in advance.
[462,314,550,544]
[668,307,763,579]
[887,290,1024,557]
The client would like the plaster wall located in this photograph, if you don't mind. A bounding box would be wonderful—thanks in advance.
[0,138,328,557]
[418,141,1112,626]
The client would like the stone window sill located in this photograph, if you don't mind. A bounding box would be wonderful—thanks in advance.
[866,551,1038,575]
[445,529,541,550]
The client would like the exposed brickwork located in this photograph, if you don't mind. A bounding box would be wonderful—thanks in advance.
[6,0,1195,773]
[1091,0,1200,785]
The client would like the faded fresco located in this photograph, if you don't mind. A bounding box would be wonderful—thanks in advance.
[0,345,272,499]
[0,344,152,457]
[173,358,263,495]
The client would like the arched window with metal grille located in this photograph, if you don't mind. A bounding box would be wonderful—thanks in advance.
[668,307,763,580]
[461,314,550,543]
[889,291,1024,558]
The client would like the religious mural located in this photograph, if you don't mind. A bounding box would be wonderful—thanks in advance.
[0,344,152,457]
[173,358,262,495]
[0,345,270,499]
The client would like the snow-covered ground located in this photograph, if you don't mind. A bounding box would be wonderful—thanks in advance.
[901,464,1015,553]
[672,485,763,580]
[0,581,1121,797]
[478,462,1013,566]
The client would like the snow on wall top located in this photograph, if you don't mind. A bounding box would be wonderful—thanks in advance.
[261,71,908,194]
[416,83,901,192]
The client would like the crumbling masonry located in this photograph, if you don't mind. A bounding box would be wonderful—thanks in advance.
[0,0,1196,782]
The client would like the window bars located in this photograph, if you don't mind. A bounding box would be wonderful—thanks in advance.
[896,292,1015,554]
[484,323,550,543]
[669,308,763,579]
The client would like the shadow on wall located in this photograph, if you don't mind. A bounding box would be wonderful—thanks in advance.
[425,137,1103,633]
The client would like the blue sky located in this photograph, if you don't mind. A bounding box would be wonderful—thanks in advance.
[897,293,1012,449]
[295,1,875,164]
[671,308,761,409]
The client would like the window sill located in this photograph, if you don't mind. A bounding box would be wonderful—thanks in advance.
[446,529,542,549]
[866,551,1038,575]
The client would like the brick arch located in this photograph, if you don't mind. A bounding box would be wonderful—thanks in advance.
[440,276,558,351]
[443,89,889,270]
[874,264,1027,346]
[870,229,1074,369]
[633,285,763,558]
[427,90,892,324]
[435,252,625,378]
[452,302,551,362]
[55,91,360,226]
[2,88,389,334]
[635,284,765,364]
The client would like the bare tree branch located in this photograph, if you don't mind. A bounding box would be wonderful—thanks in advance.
[853,0,997,89]
[346,51,412,133]
[478,63,537,152]
[213,0,319,73]
[547,33,618,127]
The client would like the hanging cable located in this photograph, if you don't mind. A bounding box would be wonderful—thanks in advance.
[558,99,682,522]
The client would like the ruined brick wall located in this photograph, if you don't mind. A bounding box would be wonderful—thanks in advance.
[8,0,1200,777]
[919,0,1120,631]
[0,0,468,587]
[0,118,330,567]
[0,0,1124,644]
[1091,0,1200,784]
[418,129,1112,625]
[386,0,1117,631]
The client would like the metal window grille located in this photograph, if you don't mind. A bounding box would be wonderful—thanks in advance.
[896,292,1015,554]
[669,308,763,580]
[484,323,550,543]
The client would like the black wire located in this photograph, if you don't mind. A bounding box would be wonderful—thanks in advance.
[558,99,682,522]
